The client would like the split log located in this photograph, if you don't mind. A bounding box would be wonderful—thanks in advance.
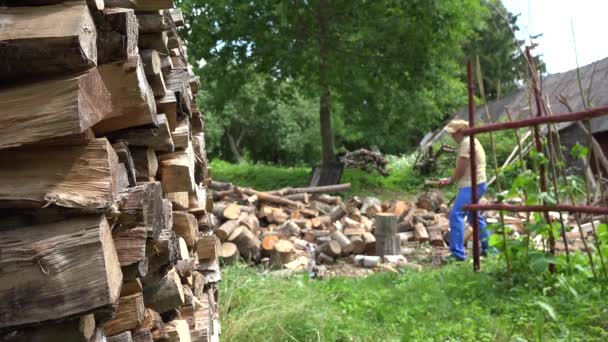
[360,197,381,214]
[0,216,122,328]
[105,0,175,11]
[140,50,167,97]
[131,329,154,342]
[138,32,169,55]
[143,268,185,314]
[113,226,147,267]
[329,204,348,223]
[414,223,429,243]
[94,8,138,64]
[416,190,446,213]
[141,309,167,341]
[177,238,189,261]
[0,69,111,150]
[212,202,241,221]
[107,331,133,342]
[146,229,179,274]
[317,252,335,264]
[93,57,157,135]
[331,231,353,254]
[103,293,145,336]
[166,192,190,210]
[136,12,167,33]
[270,240,295,267]
[112,143,137,186]
[116,182,164,240]
[121,279,143,297]
[172,118,191,150]
[240,213,260,234]
[0,314,97,342]
[164,320,191,342]
[279,220,301,238]
[229,227,261,262]
[219,242,239,265]
[196,235,220,261]
[0,3,97,79]
[158,145,196,193]
[173,212,198,247]
[397,232,415,243]
[121,258,148,281]
[320,240,341,258]
[362,232,376,255]
[0,138,121,210]
[131,147,158,181]
[175,258,197,278]
[109,114,174,152]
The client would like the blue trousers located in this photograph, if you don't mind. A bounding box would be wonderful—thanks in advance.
[449,182,489,260]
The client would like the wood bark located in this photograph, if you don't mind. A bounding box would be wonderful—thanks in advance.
[116,182,164,240]
[214,220,239,242]
[93,57,157,135]
[94,8,138,64]
[271,240,295,268]
[362,232,376,255]
[0,138,121,210]
[374,214,399,256]
[173,212,199,247]
[0,216,122,328]
[143,268,185,314]
[146,228,178,274]
[331,231,353,254]
[103,293,145,336]
[109,114,174,152]
[229,227,261,262]
[112,143,137,186]
[349,235,366,254]
[136,12,167,33]
[320,240,341,258]
[113,226,147,267]
[414,223,429,243]
[219,242,239,265]
[0,3,97,80]
[212,203,241,221]
[0,68,112,150]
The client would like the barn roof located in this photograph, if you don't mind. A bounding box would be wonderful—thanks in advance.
[420,57,608,149]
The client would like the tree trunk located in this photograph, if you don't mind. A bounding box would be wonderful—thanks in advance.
[318,0,334,165]
[226,130,245,164]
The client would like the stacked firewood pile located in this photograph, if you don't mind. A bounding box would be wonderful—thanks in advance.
[340,148,389,176]
[209,181,459,270]
[0,2,219,342]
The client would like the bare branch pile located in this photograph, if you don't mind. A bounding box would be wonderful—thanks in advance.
[340,148,389,176]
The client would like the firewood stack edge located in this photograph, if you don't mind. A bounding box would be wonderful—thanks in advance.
[0,2,219,342]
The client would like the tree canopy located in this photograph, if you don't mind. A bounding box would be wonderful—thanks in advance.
[179,0,530,164]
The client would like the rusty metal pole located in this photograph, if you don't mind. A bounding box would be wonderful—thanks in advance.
[467,59,480,271]
[526,47,556,272]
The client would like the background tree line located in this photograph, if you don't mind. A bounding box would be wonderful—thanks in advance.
[177,0,537,165]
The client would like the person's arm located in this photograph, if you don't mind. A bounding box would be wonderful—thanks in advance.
[439,156,468,186]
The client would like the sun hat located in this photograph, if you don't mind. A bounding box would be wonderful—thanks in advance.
[444,119,469,133]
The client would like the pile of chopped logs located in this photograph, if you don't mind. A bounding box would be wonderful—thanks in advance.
[208,182,459,270]
[340,148,389,176]
[0,3,220,342]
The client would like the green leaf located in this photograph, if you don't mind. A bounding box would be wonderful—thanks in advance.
[536,301,557,321]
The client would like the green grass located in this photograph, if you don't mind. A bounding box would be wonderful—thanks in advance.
[220,261,608,341]
[210,156,442,201]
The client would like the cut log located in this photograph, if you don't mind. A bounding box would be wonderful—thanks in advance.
[139,32,169,55]
[329,204,348,223]
[271,240,295,268]
[175,258,197,278]
[279,220,301,238]
[0,138,121,210]
[0,69,111,150]
[374,214,399,257]
[116,182,164,240]
[320,240,341,258]
[240,213,260,235]
[214,220,239,242]
[428,229,446,247]
[107,331,133,342]
[331,231,353,255]
[94,8,138,64]
[0,3,97,79]
[121,279,143,297]
[261,235,280,257]
[311,194,341,205]
[0,216,122,328]
[350,235,366,254]
[143,268,185,314]
[414,223,429,243]
[173,212,198,247]
[416,190,446,213]
[131,147,158,181]
[141,309,167,341]
[284,193,309,203]
[109,114,174,152]
[362,232,376,255]
[158,144,196,193]
[0,314,97,342]
[212,202,241,221]
[219,242,239,265]
[196,235,220,261]
[113,226,147,267]
[360,197,381,214]
[93,57,157,135]
[229,227,261,262]
[103,293,145,336]
[311,216,331,229]
[146,228,178,274]
[317,252,334,265]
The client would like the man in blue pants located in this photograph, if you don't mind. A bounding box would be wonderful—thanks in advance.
[439,120,490,260]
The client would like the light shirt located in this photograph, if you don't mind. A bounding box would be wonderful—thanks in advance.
[457,137,487,188]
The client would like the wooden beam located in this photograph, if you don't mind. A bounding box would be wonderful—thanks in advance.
[0,69,111,150]
[0,138,122,210]
[0,3,97,79]
[0,216,122,328]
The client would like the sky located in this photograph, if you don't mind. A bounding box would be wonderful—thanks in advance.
[502,0,608,74]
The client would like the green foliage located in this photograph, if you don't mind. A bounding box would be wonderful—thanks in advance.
[220,261,608,341]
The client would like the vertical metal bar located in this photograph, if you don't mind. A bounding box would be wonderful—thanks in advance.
[467,59,480,271]
[526,47,556,273]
